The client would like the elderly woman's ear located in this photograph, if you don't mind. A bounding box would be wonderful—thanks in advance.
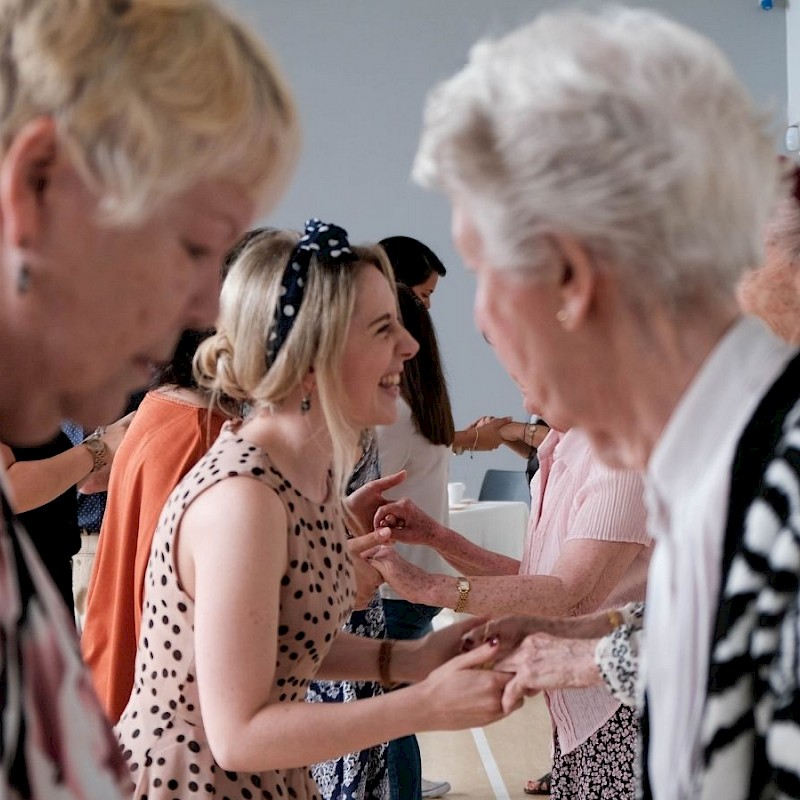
[549,234,597,331]
[0,117,62,253]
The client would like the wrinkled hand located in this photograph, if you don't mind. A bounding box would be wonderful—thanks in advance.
[414,642,520,730]
[373,497,438,546]
[461,615,560,661]
[78,410,136,494]
[494,633,601,713]
[366,545,431,604]
[345,471,406,535]
[347,528,392,609]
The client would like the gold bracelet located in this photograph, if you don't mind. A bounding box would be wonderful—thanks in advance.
[607,609,624,630]
[378,639,395,686]
[469,428,479,460]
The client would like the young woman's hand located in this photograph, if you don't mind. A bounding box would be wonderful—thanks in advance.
[411,642,520,730]
[345,471,406,535]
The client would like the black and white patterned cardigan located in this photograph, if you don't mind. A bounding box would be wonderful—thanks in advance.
[641,353,800,800]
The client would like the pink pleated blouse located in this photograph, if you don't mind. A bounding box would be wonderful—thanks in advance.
[520,428,652,754]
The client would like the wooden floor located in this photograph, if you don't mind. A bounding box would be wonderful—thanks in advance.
[418,682,552,799]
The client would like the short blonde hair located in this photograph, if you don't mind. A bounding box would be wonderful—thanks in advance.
[195,228,394,497]
[414,6,777,312]
[0,0,299,223]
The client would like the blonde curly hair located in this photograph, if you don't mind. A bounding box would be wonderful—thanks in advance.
[0,0,299,223]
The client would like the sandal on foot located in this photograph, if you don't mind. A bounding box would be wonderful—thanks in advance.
[524,772,551,795]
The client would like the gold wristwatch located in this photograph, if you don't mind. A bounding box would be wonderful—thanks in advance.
[454,576,471,613]
[81,428,108,473]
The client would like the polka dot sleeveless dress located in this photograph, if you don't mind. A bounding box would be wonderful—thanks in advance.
[115,423,356,800]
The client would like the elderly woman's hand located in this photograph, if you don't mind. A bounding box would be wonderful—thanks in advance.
[366,545,434,604]
[461,615,561,661]
[373,497,438,546]
[494,633,602,713]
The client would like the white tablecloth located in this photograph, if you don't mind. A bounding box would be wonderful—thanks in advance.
[445,500,530,572]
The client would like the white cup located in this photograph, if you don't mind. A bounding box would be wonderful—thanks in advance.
[448,481,466,506]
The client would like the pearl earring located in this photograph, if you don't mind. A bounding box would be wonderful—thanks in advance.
[556,309,569,324]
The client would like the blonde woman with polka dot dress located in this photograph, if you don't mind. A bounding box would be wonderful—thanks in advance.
[114,224,515,800]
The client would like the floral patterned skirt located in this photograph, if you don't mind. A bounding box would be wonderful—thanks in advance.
[306,594,389,800]
[551,704,637,800]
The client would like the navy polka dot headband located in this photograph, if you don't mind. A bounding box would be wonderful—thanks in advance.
[267,218,356,363]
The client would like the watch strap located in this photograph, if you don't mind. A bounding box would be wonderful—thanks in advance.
[454,576,471,613]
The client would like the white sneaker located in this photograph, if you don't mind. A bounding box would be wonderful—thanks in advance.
[421,778,452,798]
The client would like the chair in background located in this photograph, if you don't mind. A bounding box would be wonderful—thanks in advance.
[478,469,531,507]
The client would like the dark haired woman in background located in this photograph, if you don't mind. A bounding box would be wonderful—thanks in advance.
[379,236,447,310]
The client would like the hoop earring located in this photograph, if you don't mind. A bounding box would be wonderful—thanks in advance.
[16,263,31,294]
[300,395,311,414]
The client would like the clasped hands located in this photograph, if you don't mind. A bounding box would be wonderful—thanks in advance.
[348,474,586,712]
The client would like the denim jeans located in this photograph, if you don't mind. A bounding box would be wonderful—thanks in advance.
[382,599,442,800]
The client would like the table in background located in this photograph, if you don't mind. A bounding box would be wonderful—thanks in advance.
[445,500,529,571]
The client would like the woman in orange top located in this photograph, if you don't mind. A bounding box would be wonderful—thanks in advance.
[81,329,234,722]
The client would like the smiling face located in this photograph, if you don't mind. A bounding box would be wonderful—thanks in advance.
[412,271,439,309]
[1,139,256,441]
[340,266,419,428]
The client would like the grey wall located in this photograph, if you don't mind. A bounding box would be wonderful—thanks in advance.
[223,1,787,496]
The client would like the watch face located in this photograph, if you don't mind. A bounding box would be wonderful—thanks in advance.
[84,436,102,453]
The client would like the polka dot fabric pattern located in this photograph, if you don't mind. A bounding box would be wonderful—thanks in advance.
[115,423,356,799]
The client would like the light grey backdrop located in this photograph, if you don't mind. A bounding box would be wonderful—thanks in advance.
[223,1,788,496]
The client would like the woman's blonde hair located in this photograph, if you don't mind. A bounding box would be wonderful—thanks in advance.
[0,0,299,223]
[195,228,394,499]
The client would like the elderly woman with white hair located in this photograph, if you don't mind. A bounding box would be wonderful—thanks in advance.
[409,6,799,799]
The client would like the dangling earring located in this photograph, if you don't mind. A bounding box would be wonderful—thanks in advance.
[300,394,311,414]
[16,263,31,295]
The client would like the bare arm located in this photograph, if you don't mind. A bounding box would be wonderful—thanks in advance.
[499,420,549,459]
[1,440,94,512]
[369,538,646,618]
[179,477,515,775]
[452,416,512,454]
[315,615,486,682]
[375,497,520,576]
[0,414,131,512]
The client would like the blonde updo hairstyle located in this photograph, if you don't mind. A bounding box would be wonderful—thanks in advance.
[0,0,299,223]
[195,228,395,498]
